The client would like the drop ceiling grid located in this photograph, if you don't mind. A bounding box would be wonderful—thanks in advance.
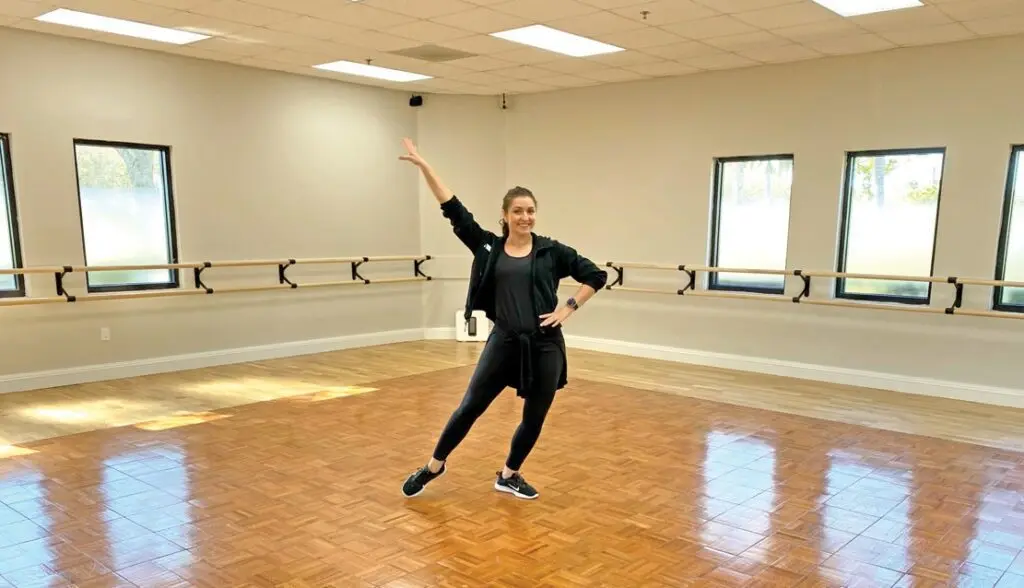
[0,0,1022,94]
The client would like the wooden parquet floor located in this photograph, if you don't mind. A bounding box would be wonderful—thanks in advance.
[0,346,1023,586]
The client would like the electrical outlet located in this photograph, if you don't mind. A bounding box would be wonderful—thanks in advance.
[100,327,110,341]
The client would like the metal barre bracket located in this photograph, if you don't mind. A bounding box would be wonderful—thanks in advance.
[54,266,75,302]
[278,259,297,288]
[793,270,811,303]
[351,257,369,284]
[193,262,213,293]
[946,276,963,314]
[679,265,695,293]
[605,262,624,288]
[414,256,433,280]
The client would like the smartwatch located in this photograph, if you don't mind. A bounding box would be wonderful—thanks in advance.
[566,297,579,311]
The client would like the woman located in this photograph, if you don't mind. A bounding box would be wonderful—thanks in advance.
[399,138,608,500]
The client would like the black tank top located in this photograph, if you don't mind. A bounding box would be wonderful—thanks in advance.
[494,248,536,333]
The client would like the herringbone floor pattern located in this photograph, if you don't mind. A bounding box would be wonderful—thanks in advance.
[1,353,1024,587]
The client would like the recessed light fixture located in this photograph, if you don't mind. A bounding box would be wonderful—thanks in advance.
[490,24,623,57]
[313,60,431,82]
[35,8,209,44]
[812,0,923,17]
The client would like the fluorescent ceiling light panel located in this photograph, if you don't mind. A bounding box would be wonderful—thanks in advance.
[490,25,623,57]
[811,0,922,17]
[313,60,431,82]
[35,8,209,44]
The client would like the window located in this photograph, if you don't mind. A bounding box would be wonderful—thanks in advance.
[73,139,178,292]
[0,134,24,298]
[994,145,1024,311]
[836,148,945,304]
[708,154,794,293]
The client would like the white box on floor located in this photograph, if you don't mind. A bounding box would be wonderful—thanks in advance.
[455,310,490,342]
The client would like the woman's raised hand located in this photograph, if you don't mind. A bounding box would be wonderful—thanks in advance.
[399,138,427,168]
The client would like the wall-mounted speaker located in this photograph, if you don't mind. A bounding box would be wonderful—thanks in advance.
[409,95,423,107]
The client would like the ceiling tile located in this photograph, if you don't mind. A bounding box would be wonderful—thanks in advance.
[735,42,821,62]
[361,0,479,19]
[489,0,599,21]
[486,64,560,79]
[187,0,297,27]
[591,25,684,49]
[576,0,654,8]
[625,60,701,76]
[880,22,974,45]
[496,79,558,93]
[160,12,253,35]
[936,0,1024,21]
[850,5,953,32]
[803,32,896,55]
[584,49,662,66]
[0,0,53,18]
[731,2,838,28]
[492,46,567,64]
[547,10,647,36]
[662,15,759,39]
[266,16,363,40]
[962,13,1024,36]
[532,74,603,87]
[439,33,518,54]
[577,67,647,82]
[703,31,791,52]
[444,54,517,70]
[694,0,800,12]
[610,0,720,25]
[301,1,418,28]
[532,56,609,73]
[135,0,207,9]
[771,18,864,42]
[382,19,475,43]
[430,6,532,33]
[684,51,758,69]
[641,40,722,59]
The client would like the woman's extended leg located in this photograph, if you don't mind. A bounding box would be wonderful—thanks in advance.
[494,342,564,500]
[402,334,510,497]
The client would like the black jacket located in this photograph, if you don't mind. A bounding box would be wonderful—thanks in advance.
[440,195,608,396]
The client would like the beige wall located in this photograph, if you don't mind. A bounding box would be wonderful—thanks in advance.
[493,34,1024,395]
[0,27,425,380]
[4,22,1024,402]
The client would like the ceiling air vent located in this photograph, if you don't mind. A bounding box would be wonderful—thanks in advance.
[388,44,476,62]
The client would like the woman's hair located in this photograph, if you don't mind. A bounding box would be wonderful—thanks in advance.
[500,186,536,237]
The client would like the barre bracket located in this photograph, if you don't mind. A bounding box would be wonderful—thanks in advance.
[278,259,297,288]
[351,257,369,284]
[793,269,811,303]
[54,266,75,302]
[414,256,433,280]
[605,262,624,289]
[946,276,963,314]
[679,265,696,294]
[193,262,213,293]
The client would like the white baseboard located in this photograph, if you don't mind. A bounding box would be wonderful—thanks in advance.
[5,326,1022,409]
[422,327,1024,408]
[0,328,427,395]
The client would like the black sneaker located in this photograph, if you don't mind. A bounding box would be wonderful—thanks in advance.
[402,463,445,497]
[494,471,538,499]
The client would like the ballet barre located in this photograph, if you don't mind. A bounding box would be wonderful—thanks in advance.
[0,255,432,305]
[602,261,1024,320]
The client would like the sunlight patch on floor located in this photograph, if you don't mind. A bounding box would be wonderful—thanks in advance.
[134,411,231,431]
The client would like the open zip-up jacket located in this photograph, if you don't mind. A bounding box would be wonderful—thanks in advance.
[440,195,608,396]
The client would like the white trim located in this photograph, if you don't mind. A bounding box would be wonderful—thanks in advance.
[5,327,1021,408]
[425,327,1024,408]
[564,334,1024,409]
[0,328,426,394]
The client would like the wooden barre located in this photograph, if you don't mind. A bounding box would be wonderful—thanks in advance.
[0,255,430,275]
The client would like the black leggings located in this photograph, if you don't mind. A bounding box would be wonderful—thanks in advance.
[432,329,563,471]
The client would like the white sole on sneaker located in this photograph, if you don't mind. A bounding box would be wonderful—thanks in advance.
[494,481,538,500]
